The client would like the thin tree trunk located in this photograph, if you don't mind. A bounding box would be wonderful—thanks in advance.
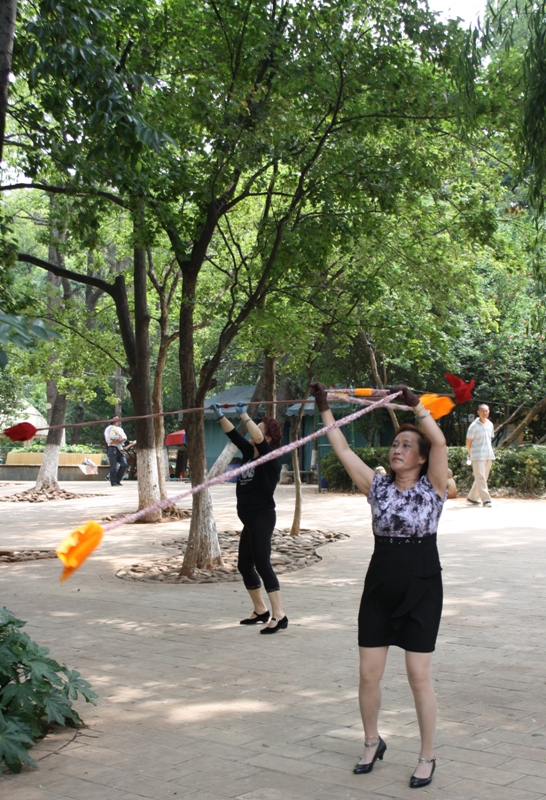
[264,353,276,418]
[290,373,313,536]
[494,402,525,439]
[114,367,123,417]
[363,332,399,430]
[128,241,161,521]
[499,396,546,447]
[179,263,223,575]
[70,402,85,445]
[0,0,17,163]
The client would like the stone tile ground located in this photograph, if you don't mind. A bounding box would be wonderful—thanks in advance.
[0,481,545,800]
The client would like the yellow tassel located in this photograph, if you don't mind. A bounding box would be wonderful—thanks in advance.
[419,393,455,420]
[56,521,104,582]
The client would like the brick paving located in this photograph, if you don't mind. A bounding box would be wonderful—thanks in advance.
[0,481,545,800]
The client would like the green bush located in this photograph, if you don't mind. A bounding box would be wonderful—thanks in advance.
[320,445,546,496]
[10,444,104,454]
[0,608,97,773]
[320,447,390,491]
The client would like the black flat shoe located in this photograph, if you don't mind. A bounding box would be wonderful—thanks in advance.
[410,756,436,788]
[260,615,288,634]
[354,736,387,774]
[240,610,270,625]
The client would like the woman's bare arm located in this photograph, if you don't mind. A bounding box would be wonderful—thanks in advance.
[239,412,264,443]
[417,404,448,497]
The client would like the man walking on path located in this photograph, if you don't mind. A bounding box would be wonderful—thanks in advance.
[466,404,495,507]
[104,415,128,486]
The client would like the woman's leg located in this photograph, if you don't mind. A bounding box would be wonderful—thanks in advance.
[357,646,389,765]
[405,650,436,778]
[237,525,267,617]
[247,587,268,616]
[247,510,284,629]
[266,589,285,622]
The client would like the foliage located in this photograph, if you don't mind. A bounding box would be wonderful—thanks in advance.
[0,607,97,774]
[0,309,60,370]
[320,444,546,495]
[320,447,391,491]
[9,443,104,453]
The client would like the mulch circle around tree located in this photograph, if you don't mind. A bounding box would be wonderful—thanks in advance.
[0,488,100,503]
[0,550,57,563]
[101,506,191,523]
[116,528,350,584]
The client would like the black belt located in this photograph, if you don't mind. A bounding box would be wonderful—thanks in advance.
[374,534,437,547]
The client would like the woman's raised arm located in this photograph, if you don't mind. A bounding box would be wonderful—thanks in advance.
[310,383,376,495]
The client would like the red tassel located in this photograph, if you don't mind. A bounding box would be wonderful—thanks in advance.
[3,422,38,441]
[445,373,475,404]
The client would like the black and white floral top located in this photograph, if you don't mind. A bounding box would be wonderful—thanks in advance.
[368,474,446,538]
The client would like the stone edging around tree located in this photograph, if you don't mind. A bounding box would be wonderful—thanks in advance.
[116,528,350,584]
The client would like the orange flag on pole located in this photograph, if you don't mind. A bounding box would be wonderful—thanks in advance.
[56,521,104,582]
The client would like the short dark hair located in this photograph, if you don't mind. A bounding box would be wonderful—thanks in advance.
[262,417,282,449]
[389,423,431,480]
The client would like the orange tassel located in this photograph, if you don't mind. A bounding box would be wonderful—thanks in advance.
[419,393,455,420]
[56,521,104,582]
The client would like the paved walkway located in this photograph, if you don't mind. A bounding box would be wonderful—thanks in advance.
[1,481,545,800]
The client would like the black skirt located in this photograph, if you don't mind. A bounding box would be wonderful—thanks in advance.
[358,534,442,653]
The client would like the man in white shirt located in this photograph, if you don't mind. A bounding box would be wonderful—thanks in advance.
[104,416,128,486]
[466,404,495,507]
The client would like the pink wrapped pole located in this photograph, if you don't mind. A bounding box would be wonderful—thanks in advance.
[102,391,401,532]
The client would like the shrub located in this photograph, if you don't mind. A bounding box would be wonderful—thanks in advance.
[10,444,104,454]
[0,608,97,773]
[320,445,546,496]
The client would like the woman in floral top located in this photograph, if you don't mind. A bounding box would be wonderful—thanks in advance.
[311,382,448,790]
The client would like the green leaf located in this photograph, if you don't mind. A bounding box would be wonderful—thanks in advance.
[0,712,36,774]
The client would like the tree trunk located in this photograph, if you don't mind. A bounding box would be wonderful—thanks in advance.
[275,368,291,430]
[114,367,123,417]
[499,396,546,447]
[264,353,276,418]
[179,260,223,575]
[128,244,161,521]
[290,445,302,536]
[0,0,17,163]
[290,373,313,536]
[35,390,68,491]
[363,332,399,430]
[152,331,179,500]
[70,402,85,445]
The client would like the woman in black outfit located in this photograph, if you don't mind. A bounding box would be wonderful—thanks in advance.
[311,382,448,789]
[211,401,288,634]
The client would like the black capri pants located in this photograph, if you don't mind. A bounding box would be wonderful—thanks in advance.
[237,507,280,593]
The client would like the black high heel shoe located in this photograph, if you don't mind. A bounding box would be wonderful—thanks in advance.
[353,736,387,774]
[240,610,270,625]
[409,756,436,788]
[260,615,288,634]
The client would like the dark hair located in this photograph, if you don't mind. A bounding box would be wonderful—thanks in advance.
[262,417,282,449]
[389,423,431,480]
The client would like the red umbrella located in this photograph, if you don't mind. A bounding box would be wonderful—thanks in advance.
[165,430,186,446]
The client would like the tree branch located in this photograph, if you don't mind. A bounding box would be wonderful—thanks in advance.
[17,254,115,295]
[0,182,127,208]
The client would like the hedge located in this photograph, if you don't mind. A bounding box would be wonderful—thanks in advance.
[320,445,546,497]
[9,444,104,454]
